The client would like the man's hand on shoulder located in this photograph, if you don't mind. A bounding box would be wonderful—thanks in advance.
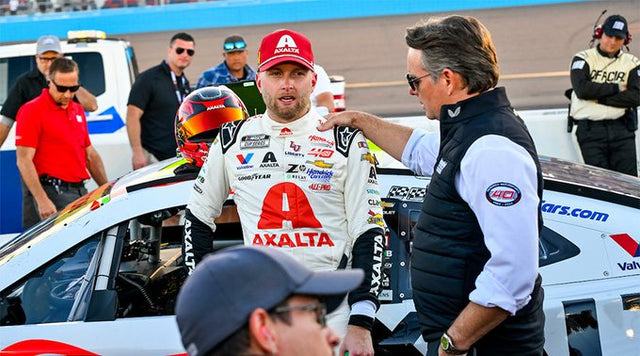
[339,324,374,356]
[317,111,367,132]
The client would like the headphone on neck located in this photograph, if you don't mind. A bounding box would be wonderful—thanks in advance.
[591,10,632,47]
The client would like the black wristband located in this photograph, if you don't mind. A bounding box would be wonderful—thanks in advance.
[348,314,374,331]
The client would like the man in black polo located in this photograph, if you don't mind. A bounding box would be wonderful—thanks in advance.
[126,32,195,170]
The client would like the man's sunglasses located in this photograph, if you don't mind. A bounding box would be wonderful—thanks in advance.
[175,47,195,56]
[50,80,80,93]
[224,41,246,51]
[272,302,327,327]
[406,73,431,91]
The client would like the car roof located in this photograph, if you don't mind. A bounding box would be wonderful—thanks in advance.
[539,156,640,209]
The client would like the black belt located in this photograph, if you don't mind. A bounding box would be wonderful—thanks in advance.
[577,118,624,127]
[40,175,85,189]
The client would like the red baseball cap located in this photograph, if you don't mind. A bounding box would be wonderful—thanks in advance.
[258,29,314,72]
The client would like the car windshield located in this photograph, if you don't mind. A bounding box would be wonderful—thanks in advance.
[0,183,113,267]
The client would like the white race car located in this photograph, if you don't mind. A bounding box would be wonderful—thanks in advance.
[0,155,638,355]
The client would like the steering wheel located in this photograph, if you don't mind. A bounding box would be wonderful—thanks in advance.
[49,277,82,310]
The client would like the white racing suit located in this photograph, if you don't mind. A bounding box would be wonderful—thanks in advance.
[184,108,385,336]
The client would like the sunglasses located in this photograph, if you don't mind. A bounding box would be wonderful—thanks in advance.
[175,47,195,56]
[406,73,431,91]
[224,41,246,51]
[272,302,327,327]
[50,80,80,93]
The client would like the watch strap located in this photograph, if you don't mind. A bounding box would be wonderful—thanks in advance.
[441,331,468,355]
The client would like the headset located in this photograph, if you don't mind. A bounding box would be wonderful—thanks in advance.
[591,10,632,48]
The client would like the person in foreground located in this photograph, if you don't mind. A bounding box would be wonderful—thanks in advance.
[175,245,363,356]
[184,29,384,356]
[319,15,545,355]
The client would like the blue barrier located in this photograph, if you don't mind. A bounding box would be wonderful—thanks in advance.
[0,150,21,233]
[0,0,585,43]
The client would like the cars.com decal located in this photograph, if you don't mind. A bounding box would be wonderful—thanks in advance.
[485,182,521,206]
[540,200,609,222]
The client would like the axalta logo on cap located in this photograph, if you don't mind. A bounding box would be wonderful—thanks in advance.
[485,182,521,206]
[274,35,300,54]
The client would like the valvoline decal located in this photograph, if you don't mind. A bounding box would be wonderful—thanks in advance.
[610,233,640,258]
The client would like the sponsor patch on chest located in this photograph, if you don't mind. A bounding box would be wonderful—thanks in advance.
[240,134,270,149]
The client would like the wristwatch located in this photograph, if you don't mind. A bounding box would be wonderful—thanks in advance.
[440,331,468,355]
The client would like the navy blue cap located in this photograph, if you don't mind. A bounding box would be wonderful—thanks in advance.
[175,245,364,356]
[602,15,628,39]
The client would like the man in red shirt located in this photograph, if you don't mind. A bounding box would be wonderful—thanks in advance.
[16,57,107,225]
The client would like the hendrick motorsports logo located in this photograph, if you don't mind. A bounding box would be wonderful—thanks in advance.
[485,182,521,206]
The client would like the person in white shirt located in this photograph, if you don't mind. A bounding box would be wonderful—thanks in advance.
[319,15,545,356]
[311,64,335,115]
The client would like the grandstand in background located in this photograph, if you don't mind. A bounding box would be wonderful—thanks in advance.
[0,0,203,15]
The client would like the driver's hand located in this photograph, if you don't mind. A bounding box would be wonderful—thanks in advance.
[339,325,374,356]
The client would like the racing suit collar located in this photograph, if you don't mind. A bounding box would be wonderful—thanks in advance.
[262,107,324,136]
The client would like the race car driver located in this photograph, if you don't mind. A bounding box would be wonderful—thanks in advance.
[183,29,385,356]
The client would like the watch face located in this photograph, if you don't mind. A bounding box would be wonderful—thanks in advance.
[441,335,451,350]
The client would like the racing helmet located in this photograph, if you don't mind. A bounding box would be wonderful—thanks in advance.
[175,86,249,167]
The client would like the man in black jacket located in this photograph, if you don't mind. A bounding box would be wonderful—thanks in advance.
[320,16,545,355]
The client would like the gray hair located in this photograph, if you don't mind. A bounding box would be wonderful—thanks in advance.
[405,15,499,94]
